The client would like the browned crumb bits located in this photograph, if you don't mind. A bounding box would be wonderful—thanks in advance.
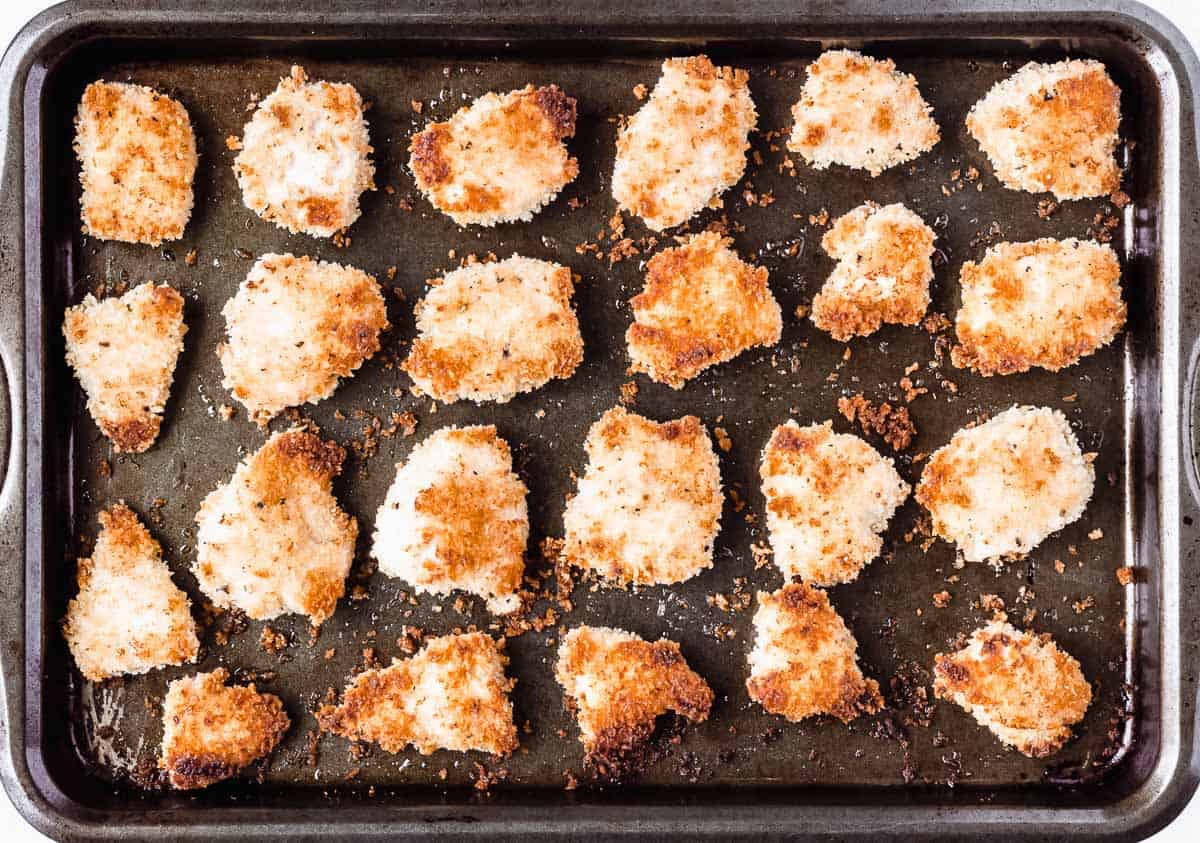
[932,590,951,608]
[1116,567,1135,586]
[837,393,917,451]
[259,625,288,654]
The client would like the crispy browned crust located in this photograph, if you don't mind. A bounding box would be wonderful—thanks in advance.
[532,85,577,138]
[410,125,451,186]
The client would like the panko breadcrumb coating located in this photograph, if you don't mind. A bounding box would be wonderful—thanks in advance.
[402,255,583,403]
[373,425,528,615]
[627,231,782,388]
[63,282,187,453]
[317,632,518,756]
[562,407,722,586]
[194,428,357,625]
[966,59,1121,200]
[160,668,290,790]
[75,81,197,245]
[951,238,1125,376]
[788,50,939,176]
[916,406,1094,563]
[63,504,198,682]
[233,65,374,237]
[811,202,936,341]
[409,84,578,226]
[220,253,389,425]
[746,583,884,723]
[934,620,1091,757]
[612,55,757,231]
[761,421,909,586]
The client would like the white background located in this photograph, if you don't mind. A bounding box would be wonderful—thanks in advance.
[1,0,1197,839]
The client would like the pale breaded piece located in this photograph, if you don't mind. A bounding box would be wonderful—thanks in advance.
[761,421,909,586]
[160,668,290,789]
[194,428,357,625]
[934,620,1091,757]
[233,65,374,237]
[562,407,722,586]
[373,425,528,615]
[746,583,883,723]
[966,59,1121,200]
[627,231,782,388]
[63,282,187,453]
[402,255,583,403]
[75,81,197,246]
[317,632,518,756]
[612,55,757,231]
[63,504,198,682]
[915,406,1094,563]
[220,253,388,425]
[788,50,939,176]
[410,85,577,226]
[811,202,936,341]
[951,238,1125,376]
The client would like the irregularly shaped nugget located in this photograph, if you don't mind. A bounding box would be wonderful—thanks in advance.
[160,668,290,789]
[788,50,939,176]
[63,504,198,682]
[811,202,936,341]
[220,253,388,425]
[317,632,518,756]
[194,428,357,625]
[966,59,1121,200]
[612,55,757,231]
[409,84,578,226]
[562,407,722,586]
[934,620,1092,757]
[555,626,713,776]
[746,583,883,723]
[74,80,197,245]
[627,232,782,388]
[761,421,909,586]
[402,255,583,403]
[233,65,374,237]
[63,282,187,453]
[951,238,1125,376]
[915,406,1094,563]
[373,425,528,615]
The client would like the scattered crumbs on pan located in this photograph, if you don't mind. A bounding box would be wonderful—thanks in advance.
[837,393,917,451]
[1055,559,1066,574]
[618,380,638,406]
[714,426,732,452]
[1073,595,1096,614]
[632,83,647,100]
[1037,197,1060,218]
[1089,528,1104,540]
[932,590,951,608]
[1116,566,1135,585]
[259,625,288,654]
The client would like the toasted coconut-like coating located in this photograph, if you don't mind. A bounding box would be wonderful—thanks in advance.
[562,407,722,586]
[409,84,578,226]
[951,238,1125,376]
[317,632,518,756]
[627,231,782,388]
[193,428,357,625]
[63,282,187,453]
[934,620,1091,757]
[915,406,1094,563]
[966,59,1121,200]
[402,255,583,403]
[612,55,757,231]
[788,50,939,176]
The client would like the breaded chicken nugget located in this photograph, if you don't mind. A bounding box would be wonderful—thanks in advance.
[63,282,187,453]
[612,55,757,231]
[220,253,388,425]
[562,407,722,586]
[402,255,583,403]
[317,632,518,756]
[951,238,1125,376]
[410,85,577,226]
[233,65,374,237]
[811,202,936,341]
[75,81,197,245]
[934,620,1091,757]
[160,668,290,789]
[194,428,357,625]
[967,59,1121,200]
[916,406,1094,563]
[627,231,782,388]
[788,50,939,176]
[63,504,199,682]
